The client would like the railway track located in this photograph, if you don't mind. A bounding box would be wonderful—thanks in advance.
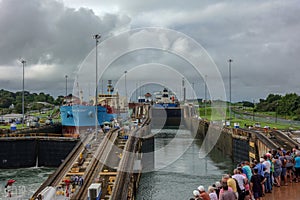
[110,120,149,200]
[110,133,137,200]
[71,129,118,200]
[31,132,104,199]
[30,136,85,199]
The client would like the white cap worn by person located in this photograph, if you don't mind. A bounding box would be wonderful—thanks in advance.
[193,190,200,196]
[197,185,205,192]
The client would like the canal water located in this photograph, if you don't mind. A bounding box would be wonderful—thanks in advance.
[0,167,55,199]
[136,128,234,200]
[0,129,234,199]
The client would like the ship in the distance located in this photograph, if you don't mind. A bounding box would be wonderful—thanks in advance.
[153,88,179,108]
[151,88,182,128]
[60,80,127,134]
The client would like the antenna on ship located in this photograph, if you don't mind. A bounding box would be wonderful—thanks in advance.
[107,80,114,94]
[80,89,83,104]
[182,77,186,103]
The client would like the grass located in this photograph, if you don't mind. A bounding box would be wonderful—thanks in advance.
[0,109,60,130]
[230,118,299,130]
[233,107,295,121]
[0,123,27,130]
[198,106,300,130]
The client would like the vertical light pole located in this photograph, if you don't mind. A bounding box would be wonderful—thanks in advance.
[65,75,68,97]
[93,34,101,138]
[275,102,278,123]
[124,71,128,102]
[21,59,26,128]
[192,82,195,101]
[182,77,186,102]
[228,59,233,120]
[204,75,207,118]
[252,99,255,121]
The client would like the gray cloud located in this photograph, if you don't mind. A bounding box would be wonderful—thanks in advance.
[1,0,300,101]
[0,0,130,66]
[0,0,130,96]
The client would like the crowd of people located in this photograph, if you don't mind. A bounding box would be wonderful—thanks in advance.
[190,145,300,200]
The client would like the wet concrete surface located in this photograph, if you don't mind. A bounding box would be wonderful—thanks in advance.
[263,182,300,200]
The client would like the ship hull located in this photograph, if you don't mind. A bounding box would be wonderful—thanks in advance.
[152,103,179,108]
[60,105,117,127]
[150,106,182,128]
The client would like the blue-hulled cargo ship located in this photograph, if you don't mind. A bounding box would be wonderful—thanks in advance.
[60,80,126,134]
[60,105,116,126]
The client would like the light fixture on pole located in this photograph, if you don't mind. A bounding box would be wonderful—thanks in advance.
[65,75,68,97]
[21,59,26,128]
[93,34,101,138]
[228,58,233,120]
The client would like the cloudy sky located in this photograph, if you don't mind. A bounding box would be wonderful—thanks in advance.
[0,0,299,102]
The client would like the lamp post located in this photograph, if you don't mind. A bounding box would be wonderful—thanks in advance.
[93,34,101,138]
[228,59,233,120]
[21,59,26,128]
[124,71,128,102]
[65,75,68,97]
[252,99,255,121]
[275,102,278,123]
[204,75,207,118]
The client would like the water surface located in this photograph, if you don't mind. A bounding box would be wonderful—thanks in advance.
[137,129,233,200]
[0,167,55,199]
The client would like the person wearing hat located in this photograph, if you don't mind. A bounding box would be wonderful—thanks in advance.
[190,190,202,200]
[197,185,210,200]
[213,181,222,198]
[208,186,218,200]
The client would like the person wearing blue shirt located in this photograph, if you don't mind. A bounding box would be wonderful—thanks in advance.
[254,158,266,177]
[241,161,253,181]
[294,152,300,183]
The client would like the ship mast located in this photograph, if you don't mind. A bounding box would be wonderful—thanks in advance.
[93,34,101,139]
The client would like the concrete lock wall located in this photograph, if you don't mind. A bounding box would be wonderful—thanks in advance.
[141,136,155,172]
[0,139,37,168]
[38,140,78,167]
[0,138,78,169]
[185,115,250,164]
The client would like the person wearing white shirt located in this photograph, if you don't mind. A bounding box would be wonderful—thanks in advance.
[262,155,272,193]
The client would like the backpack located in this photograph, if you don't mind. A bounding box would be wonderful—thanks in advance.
[233,178,242,194]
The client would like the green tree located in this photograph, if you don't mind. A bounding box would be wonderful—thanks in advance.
[54,95,64,105]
